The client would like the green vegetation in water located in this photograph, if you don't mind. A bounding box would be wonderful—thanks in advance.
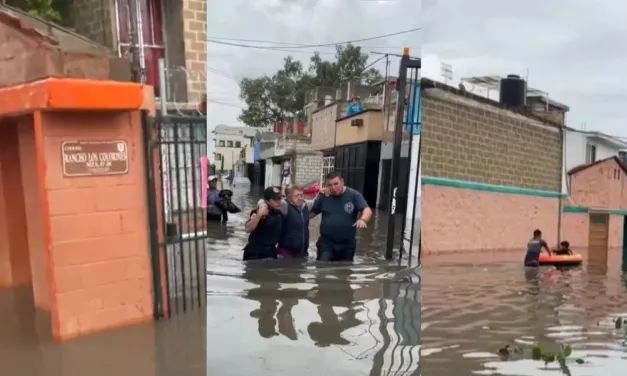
[498,343,584,374]
[26,0,61,22]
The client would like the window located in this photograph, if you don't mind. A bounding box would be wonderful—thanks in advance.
[619,151,627,165]
[227,140,233,147]
[585,144,596,164]
[116,0,164,95]
[215,153,222,161]
[235,141,242,148]
[218,140,225,147]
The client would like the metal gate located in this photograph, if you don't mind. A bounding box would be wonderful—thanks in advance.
[384,51,422,266]
[143,114,209,319]
[321,156,335,187]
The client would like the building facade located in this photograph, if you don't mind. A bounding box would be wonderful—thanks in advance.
[564,128,627,171]
[563,156,627,253]
[16,0,208,107]
[214,125,256,174]
[418,80,564,254]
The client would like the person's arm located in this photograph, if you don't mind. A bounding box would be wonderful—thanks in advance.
[244,210,261,233]
[353,191,372,223]
[541,240,551,255]
[257,198,288,216]
[309,196,322,218]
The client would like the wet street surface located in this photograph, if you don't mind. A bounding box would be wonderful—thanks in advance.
[207,186,421,375]
[422,251,627,375]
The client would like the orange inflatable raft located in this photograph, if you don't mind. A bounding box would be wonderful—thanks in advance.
[538,253,583,267]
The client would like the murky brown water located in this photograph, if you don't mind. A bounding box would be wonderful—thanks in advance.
[422,251,627,375]
[0,287,206,376]
[6,185,626,376]
[207,187,421,375]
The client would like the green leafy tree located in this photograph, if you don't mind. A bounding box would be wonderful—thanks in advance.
[27,0,61,22]
[238,43,383,127]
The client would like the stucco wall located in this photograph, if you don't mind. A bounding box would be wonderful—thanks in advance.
[421,182,559,254]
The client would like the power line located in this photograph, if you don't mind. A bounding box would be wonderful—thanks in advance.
[206,99,246,109]
[207,27,421,50]
[206,36,420,50]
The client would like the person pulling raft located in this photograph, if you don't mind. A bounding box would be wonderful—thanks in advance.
[524,229,552,267]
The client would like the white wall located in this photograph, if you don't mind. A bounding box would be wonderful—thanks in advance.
[564,130,620,171]
[563,129,625,194]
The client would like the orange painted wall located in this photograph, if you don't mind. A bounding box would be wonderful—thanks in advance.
[41,111,154,339]
[18,117,51,310]
[421,185,559,254]
[0,121,32,288]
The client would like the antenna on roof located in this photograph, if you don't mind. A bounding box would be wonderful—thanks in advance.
[440,62,453,85]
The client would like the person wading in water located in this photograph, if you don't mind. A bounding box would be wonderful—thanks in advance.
[243,186,284,261]
[310,171,372,262]
[277,185,311,259]
[206,175,228,222]
[258,185,314,259]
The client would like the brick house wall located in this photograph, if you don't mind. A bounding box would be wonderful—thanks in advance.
[293,153,323,186]
[69,0,206,104]
[421,88,562,191]
[419,88,564,254]
[311,104,339,151]
[181,0,206,103]
[562,157,627,248]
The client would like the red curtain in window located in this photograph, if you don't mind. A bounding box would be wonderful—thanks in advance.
[116,0,165,92]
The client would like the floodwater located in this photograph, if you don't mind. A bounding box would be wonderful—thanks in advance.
[422,251,627,375]
[5,184,627,376]
[0,287,206,376]
[207,186,421,376]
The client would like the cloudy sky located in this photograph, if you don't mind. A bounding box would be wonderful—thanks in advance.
[207,0,626,137]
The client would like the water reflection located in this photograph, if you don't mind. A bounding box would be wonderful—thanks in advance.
[207,186,421,375]
[421,251,627,375]
[0,287,206,376]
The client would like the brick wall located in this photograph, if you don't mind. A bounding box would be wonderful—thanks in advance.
[71,0,114,47]
[182,0,206,103]
[311,104,340,151]
[294,153,323,186]
[421,88,562,192]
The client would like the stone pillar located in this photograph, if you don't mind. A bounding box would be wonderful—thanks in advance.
[0,78,157,341]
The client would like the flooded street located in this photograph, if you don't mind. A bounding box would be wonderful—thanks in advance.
[0,287,206,376]
[422,252,627,375]
[207,186,421,375]
[4,185,627,376]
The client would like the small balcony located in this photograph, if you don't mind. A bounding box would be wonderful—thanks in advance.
[335,109,389,147]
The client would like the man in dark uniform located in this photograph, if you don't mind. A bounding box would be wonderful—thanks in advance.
[243,186,284,261]
[310,171,372,262]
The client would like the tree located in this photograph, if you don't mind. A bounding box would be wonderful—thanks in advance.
[238,43,383,127]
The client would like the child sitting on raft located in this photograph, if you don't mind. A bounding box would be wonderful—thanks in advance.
[552,241,573,256]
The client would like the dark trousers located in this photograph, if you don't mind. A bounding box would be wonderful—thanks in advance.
[207,211,228,222]
[243,244,278,261]
[316,237,356,262]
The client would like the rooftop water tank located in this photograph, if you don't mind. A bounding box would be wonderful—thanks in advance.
[499,74,527,107]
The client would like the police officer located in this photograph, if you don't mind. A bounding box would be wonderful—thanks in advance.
[243,186,284,261]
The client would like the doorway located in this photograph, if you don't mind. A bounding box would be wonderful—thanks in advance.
[588,212,609,264]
